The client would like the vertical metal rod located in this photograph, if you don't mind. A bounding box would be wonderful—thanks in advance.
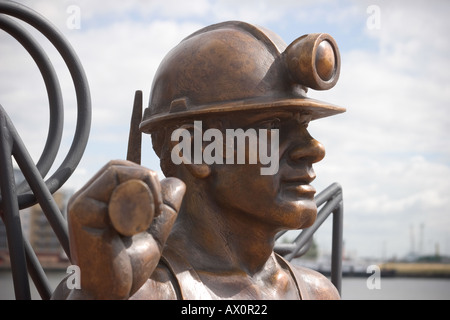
[23,236,52,299]
[331,199,344,295]
[127,90,143,165]
[0,112,31,300]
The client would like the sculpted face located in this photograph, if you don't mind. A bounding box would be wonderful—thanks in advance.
[207,110,325,231]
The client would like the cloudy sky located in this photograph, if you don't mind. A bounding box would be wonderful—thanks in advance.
[1,0,449,260]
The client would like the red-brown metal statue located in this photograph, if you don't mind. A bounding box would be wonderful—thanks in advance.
[53,21,345,300]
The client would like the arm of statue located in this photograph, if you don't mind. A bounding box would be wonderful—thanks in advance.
[61,160,185,300]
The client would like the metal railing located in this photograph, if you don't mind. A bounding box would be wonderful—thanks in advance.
[0,1,91,300]
[275,182,344,294]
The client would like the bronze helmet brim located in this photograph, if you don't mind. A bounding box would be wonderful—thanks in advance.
[140,96,345,133]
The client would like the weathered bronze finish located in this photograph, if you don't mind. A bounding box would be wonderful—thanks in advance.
[108,179,155,237]
[53,21,345,300]
[126,90,143,165]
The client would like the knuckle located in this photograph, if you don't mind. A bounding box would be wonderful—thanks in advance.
[68,194,108,227]
[148,169,159,179]
[139,168,161,187]
[104,165,119,179]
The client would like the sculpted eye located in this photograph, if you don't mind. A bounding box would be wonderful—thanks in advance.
[296,112,312,128]
[257,118,281,130]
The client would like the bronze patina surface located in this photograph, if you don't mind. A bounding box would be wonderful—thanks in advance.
[53,21,345,300]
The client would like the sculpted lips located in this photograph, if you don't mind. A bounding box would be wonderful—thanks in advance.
[283,183,316,199]
[281,179,316,200]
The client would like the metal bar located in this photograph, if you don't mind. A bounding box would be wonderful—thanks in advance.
[315,182,342,207]
[0,108,70,258]
[275,229,287,240]
[0,2,92,300]
[11,126,70,258]
[1,1,92,210]
[127,90,143,165]
[0,14,63,197]
[331,199,344,295]
[274,237,313,256]
[10,3,93,199]
[0,111,31,300]
[276,237,313,257]
[23,236,52,300]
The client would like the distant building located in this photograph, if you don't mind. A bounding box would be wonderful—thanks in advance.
[28,191,68,254]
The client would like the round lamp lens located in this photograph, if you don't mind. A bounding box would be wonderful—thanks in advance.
[315,40,335,81]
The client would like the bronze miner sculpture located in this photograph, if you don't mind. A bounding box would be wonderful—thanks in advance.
[53,21,345,300]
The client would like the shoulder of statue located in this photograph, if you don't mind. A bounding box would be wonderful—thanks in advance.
[290,264,340,300]
[129,262,180,300]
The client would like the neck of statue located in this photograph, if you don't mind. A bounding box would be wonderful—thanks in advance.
[167,186,279,276]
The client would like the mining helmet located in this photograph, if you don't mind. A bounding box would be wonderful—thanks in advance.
[140,21,345,133]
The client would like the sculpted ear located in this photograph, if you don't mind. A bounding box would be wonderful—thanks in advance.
[169,123,211,179]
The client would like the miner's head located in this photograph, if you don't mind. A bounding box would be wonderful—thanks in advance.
[141,21,345,230]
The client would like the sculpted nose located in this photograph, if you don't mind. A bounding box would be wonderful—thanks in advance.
[289,138,325,164]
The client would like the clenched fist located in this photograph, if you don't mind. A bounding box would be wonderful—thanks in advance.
[63,160,185,299]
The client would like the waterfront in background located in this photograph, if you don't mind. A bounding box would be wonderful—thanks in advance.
[1,270,450,300]
[341,277,450,300]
